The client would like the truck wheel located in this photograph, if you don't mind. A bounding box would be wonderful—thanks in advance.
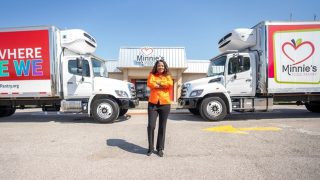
[119,109,128,116]
[305,102,320,113]
[92,98,119,123]
[0,107,11,117]
[200,97,227,121]
[188,108,200,115]
[305,103,314,112]
[7,108,16,116]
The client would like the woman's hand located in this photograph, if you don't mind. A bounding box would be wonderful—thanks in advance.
[156,85,165,89]
[156,81,161,85]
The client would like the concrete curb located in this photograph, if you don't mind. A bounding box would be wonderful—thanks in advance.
[127,109,191,115]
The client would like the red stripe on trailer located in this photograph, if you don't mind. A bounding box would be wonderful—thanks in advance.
[12,92,19,94]
[39,92,47,94]
[1,93,8,95]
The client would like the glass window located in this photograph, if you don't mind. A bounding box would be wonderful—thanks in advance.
[207,56,227,77]
[228,57,250,75]
[135,79,149,101]
[91,58,109,77]
[68,60,90,77]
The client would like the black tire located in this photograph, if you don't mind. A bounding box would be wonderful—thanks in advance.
[7,108,16,116]
[199,97,227,121]
[305,103,314,112]
[0,107,11,117]
[305,102,320,113]
[188,108,200,115]
[119,109,128,116]
[92,98,119,123]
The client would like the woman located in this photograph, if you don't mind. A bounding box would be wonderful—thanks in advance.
[146,60,173,157]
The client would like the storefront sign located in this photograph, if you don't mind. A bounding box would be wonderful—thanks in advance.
[136,47,165,67]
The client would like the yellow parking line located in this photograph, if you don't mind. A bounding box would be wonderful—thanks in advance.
[237,127,281,131]
[202,125,281,134]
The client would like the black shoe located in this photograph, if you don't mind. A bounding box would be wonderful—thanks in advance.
[147,149,153,156]
[158,150,164,157]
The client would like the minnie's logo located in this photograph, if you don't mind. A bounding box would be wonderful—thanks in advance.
[141,47,153,56]
[282,38,315,65]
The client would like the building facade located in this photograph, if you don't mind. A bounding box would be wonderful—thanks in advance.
[106,47,209,102]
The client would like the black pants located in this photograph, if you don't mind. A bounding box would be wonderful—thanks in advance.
[147,102,171,151]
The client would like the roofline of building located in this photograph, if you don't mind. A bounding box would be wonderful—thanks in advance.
[120,47,186,49]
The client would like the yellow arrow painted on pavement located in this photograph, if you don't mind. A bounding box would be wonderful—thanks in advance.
[202,125,281,134]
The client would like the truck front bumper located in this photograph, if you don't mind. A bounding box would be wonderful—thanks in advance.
[120,98,139,109]
[178,98,200,109]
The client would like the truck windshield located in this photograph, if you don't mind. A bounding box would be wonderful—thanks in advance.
[91,58,109,78]
[206,56,226,77]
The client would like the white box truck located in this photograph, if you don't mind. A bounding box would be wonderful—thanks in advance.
[0,26,139,123]
[178,21,320,121]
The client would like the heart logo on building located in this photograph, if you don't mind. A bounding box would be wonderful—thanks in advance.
[282,39,315,65]
[141,47,153,56]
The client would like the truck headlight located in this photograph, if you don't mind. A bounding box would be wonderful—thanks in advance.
[115,90,128,97]
[190,90,203,97]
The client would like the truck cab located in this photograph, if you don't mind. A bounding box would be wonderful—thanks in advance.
[59,29,139,123]
[208,52,256,97]
[61,53,139,123]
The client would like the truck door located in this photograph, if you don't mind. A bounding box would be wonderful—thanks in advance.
[225,53,256,96]
[63,58,93,99]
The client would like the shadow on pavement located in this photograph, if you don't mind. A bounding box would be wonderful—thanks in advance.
[169,108,320,122]
[106,139,147,155]
[0,110,132,124]
[169,114,205,122]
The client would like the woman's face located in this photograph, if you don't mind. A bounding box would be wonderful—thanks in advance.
[157,61,165,74]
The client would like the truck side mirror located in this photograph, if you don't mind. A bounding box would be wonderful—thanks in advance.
[76,58,83,74]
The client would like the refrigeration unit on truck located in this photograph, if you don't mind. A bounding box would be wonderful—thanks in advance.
[0,26,139,123]
[178,21,320,121]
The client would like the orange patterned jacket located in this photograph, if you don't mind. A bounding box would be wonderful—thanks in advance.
[147,72,173,105]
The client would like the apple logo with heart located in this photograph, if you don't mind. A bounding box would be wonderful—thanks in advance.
[141,47,153,56]
[282,38,315,65]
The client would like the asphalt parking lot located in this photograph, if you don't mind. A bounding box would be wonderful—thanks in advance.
[0,105,320,180]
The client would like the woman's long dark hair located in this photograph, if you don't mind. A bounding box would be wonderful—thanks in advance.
[150,60,171,75]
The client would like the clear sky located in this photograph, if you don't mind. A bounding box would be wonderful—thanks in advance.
[1,0,319,60]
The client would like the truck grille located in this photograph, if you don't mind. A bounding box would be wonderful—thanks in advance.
[130,86,136,98]
[180,84,187,98]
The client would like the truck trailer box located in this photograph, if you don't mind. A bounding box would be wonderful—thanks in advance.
[259,21,320,94]
[0,26,57,98]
